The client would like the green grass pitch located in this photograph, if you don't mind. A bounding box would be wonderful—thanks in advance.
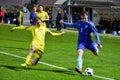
[0,24,120,80]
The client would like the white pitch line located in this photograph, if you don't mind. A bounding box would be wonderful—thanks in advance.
[0,51,115,80]
[0,51,73,72]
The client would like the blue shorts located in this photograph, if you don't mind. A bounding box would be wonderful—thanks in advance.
[77,42,98,53]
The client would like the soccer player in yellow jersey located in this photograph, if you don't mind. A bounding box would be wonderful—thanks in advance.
[11,18,65,68]
[36,5,49,28]
[19,10,23,25]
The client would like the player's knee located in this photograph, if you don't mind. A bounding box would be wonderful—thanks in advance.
[78,49,84,55]
[32,47,36,50]
[30,48,35,52]
[31,45,36,51]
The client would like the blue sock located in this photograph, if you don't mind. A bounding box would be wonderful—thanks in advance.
[77,55,82,68]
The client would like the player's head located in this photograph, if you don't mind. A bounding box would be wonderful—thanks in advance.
[32,5,37,12]
[34,17,41,27]
[81,11,88,22]
[58,10,62,15]
[38,4,43,12]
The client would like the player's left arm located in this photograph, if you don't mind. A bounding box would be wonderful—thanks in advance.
[90,22,102,48]
[46,28,65,36]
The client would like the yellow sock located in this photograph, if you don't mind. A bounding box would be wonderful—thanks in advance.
[28,61,32,66]
[25,55,31,64]
[34,53,40,58]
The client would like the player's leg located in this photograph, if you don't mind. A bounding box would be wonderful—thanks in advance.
[21,45,36,67]
[26,45,36,64]
[19,18,22,25]
[88,42,99,56]
[75,49,84,74]
[75,44,85,74]
[16,18,19,26]
[32,50,43,65]
[32,57,40,65]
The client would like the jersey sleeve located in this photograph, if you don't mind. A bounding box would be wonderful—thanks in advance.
[12,26,34,31]
[26,26,34,31]
[12,26,27,30]
[63,22,77,28]
[90,22,101,45]
[46,28,63,36]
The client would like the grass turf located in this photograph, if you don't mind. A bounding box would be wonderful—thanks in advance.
[0,24,120,80]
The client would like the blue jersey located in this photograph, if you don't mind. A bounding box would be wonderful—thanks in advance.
[30,12,36,25]
[76,20,101,45]
[63,20,101,45]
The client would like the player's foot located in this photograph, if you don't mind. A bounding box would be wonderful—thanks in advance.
[21,63,28,68]
[75,68,82,74]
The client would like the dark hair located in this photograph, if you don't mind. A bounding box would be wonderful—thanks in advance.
[33,4,36,7]
[38,4,43,7]
[81,11,88,16]
[34,17,40,23]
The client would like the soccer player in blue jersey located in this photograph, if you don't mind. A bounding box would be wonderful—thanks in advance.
[61,11,102,74]
[30,5,37,25]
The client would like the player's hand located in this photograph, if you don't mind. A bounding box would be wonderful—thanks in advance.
[41,19,44,22]
[10,29,13,32]
[41,19,46,22]
[95,43,102,49]
[61,31,65,35]
[98,44,102,49]
[60,20,64,24]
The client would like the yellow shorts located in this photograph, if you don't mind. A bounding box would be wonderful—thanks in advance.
[30,42,44,52]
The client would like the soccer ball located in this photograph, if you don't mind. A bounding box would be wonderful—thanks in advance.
[84,68,94,76]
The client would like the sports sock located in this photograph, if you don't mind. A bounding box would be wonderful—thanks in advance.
[25,55,31,64]
[77,55,82,69]
[28,61,32,66]
[34,52,40,58]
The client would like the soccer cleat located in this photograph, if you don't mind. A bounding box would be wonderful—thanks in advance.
[75,68,82,74]
[21,63,28,68]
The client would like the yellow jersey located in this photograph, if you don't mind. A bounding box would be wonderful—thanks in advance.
[18,10,23,25]
[36,11,49,28]
[12,26,63,52]
[19,10,23,18]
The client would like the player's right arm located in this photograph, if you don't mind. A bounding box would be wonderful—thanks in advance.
[46,28,65,36]
[10,26,33,32]
[63,22,77,28]
[60,20,77,28]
